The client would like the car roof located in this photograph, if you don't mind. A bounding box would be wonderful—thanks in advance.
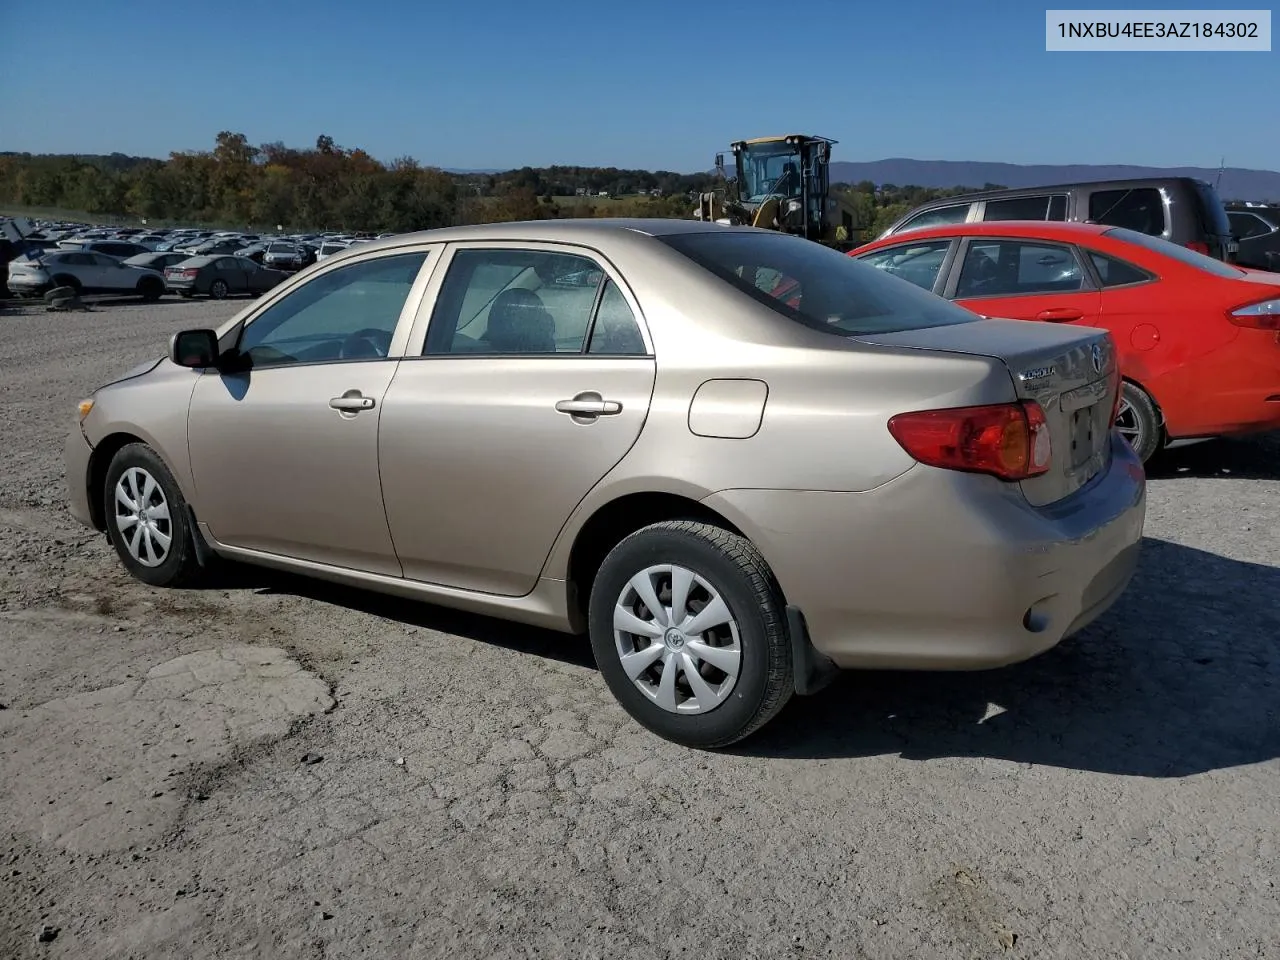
[858,220,1116,248]
[909,176,1212,207]
[316,218,758,262]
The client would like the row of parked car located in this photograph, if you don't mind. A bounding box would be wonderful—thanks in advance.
[848,175,1280,466]
[3,220,393,300]
[874,176,1280,271]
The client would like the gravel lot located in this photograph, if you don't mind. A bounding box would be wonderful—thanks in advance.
[1,295,1277,960]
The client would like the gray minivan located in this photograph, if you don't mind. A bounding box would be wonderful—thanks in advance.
[878,177,1238,262]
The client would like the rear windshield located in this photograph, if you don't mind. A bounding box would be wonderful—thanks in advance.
[657,230,977,336]
[1191,181,1233,236]
[1103,227,1243,278]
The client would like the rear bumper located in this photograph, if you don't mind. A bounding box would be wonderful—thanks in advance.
[65,423,96,530]
[703,432,1146,671]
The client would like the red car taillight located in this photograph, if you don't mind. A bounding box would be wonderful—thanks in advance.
[888,401,1052,481]
[1228,297,1280,331]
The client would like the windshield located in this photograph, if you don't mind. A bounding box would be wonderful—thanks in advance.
[1103,226,1243,278]
[736,142,803,203]
[658,230,979,336]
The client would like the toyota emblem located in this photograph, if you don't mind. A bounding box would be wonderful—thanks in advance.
[1090,342,1103,375]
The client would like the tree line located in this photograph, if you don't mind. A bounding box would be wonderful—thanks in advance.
[0,132,999,239]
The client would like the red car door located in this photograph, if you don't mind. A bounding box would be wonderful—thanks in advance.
[948,237,1103,326]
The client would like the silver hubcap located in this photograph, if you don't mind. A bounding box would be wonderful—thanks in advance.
[113,467,172,567]
[613,564,742,715]
[1115,396,1143,445]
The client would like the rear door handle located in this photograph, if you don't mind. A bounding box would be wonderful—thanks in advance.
[329,393,375,411]
[1035,307,1084,322]
[555,392,622,418]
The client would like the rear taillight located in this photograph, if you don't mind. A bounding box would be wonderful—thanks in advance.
[1228,297,1280,331]
[1185,241,1211,255]
[887,401,1052,482]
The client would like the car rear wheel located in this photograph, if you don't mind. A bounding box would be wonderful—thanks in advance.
[209,279,229,299]
[588,520,794,749]
[103,442,205,588]
[136,277,163,302]
[51,274,81,294]
[1115,381,1162,462]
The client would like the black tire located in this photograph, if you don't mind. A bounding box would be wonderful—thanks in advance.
[1115,380,1162,462]
[208,278,229,300]
[588,520,793,749]
[136,277,163,302]
[103,442,205,588]
[51,274,82,294]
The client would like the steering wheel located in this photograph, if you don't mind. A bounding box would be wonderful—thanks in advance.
[339,327,393,359]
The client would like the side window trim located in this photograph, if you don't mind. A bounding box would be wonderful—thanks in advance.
[1080,247,1158,289]
[217,243,442,362]
[401,240,654,359]
[942,237,1096,300]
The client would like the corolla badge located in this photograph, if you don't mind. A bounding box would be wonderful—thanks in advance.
[1091,342,1104,374]
[1017,365,1057,382]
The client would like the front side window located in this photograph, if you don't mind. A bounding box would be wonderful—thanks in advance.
[236,251,429,367]
[424,248,606,355]
[1228,211,1274,239]
[658,230,976,336]
[954,240,1085,298]
[856,240,952,291]
[898,203,971,233]
[1088,188,1167,236]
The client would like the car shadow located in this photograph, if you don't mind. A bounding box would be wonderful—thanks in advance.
[212,565,596,670]
[1148,431,1280,481]
[735,536,1279,776]
[192,536,1275,777]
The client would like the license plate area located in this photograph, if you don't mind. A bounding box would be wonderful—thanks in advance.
[1069,404,1101,471]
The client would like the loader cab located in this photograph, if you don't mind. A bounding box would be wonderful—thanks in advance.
[729,135,835,242]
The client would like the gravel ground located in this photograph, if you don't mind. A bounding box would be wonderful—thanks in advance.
[1,295,1277,960]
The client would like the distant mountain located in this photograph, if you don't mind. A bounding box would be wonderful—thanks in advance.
[827,158,1280,202]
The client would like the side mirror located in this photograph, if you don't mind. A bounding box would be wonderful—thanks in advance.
[169,328,219,368]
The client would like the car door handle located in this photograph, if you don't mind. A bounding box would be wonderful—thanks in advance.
[555,393,622,417]
[329,394,375,411]
[1035,307,1084,322]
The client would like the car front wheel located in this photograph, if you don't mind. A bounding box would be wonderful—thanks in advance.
[103,442,205,587]
[588,520,794,749]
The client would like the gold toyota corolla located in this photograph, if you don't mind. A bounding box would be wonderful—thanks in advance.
[66,219,1146,748]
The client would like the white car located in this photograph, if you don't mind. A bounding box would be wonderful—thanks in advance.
[7,250,167,301]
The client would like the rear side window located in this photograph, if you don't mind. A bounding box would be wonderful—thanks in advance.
[954,240,1085,298]
[983,195,1060,222]
[1088,188,1166,236]
[658,230,977,336]
[1088,252,1152,287]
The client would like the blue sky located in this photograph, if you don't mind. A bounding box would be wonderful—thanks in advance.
[0,0,1275,172]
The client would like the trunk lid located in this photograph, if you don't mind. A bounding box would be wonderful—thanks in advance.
[855,319,1120,506]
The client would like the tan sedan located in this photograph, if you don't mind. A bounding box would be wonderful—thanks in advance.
[65,219,1146,748]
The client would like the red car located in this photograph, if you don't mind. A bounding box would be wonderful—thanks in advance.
[849,221,1280,461]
